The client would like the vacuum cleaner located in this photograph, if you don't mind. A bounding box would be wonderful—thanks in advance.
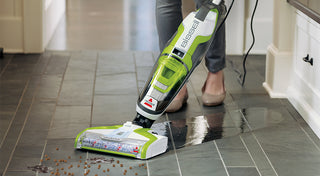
[75,0,225,159]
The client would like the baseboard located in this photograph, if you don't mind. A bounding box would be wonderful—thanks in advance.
[262,82,287,98]
[287,87,320,139]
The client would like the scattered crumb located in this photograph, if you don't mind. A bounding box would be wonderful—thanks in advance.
[120,164,123,167]
[129,167,132,169]
[56,147,59,151]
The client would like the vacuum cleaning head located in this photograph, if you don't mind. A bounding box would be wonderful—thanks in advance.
[74,122,168,159]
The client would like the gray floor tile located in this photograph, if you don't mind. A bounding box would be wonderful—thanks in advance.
[238,107,297,131]
[31,52,51,75]
[23,100,56,131]
[253,125,320,176]
[134,51,156,67]
[0,54,13,74]
[58,80,94,106]
[92,95,137,125]
[5,171,35,176]
[95,72,137,96]
[48,106,91,139]
[215,136,255,167]
[18,129,49,146]
[86,152,148,176]
[227,167,260,176]
[97,51,135,75]
[0,112,14,144]
[44,52,70,75]
[148,150,181,176]
[35,75,63,99]
[1,50,320,176]
[176,141,228,176]
[63,51,97,81]
[0,80,28,107]
[41,138,88,176]
[240,132,278,176]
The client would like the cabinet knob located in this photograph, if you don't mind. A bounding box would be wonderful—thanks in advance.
[303,54,313,66]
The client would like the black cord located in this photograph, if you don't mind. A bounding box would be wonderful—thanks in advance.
[217,0,235,32]
[238,0,259,86]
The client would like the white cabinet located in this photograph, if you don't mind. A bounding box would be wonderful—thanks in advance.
[288,11,320,138]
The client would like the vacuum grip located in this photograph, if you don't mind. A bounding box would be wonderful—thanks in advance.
[136,5,222,121]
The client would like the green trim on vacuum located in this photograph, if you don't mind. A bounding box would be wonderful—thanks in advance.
[134,128,157,159]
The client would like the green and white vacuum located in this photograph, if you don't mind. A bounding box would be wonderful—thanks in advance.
[75,0,225,159]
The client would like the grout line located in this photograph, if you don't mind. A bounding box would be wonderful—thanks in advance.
[0,55,12,77]
[37,140,49,176]
[250,132,279,176]
[132,52,141,96]
[284,105,320,151]
[298,125,320,151]
[239,109,253,131]
[239,135,262,176]
[34,52,71,176]
[0,80,30,149]
[89,52,99,127]
[165,113,183,176]
[239,110,279,176]
[213,140,230,176]
[2,90,36,175]
[46,52,71,132]
[146,160,150,176]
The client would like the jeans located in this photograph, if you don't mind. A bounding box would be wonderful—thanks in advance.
[156,0,226,73]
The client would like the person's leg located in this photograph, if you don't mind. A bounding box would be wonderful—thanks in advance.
[156,0,183,51]
[156,0,188,112]
[194,0,226,106]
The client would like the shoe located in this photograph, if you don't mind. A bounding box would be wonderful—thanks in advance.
[201,80,226,107]
[166,91,188,113]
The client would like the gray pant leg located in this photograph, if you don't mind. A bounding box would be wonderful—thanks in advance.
[194,0,226,73]
[156,0,226,73]
[156,0,183,51]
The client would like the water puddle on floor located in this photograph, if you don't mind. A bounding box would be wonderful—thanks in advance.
[151,111,237,149]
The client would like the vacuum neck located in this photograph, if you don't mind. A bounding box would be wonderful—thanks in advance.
[211,0,222,5]
[132,113,155,128]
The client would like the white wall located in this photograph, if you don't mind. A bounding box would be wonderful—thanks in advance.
[0,0,24,52]
[225,0,274,55]
[0,0,65,53]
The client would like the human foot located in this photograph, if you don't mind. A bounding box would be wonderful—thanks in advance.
[201,70,226,106]
[166,85,188,112]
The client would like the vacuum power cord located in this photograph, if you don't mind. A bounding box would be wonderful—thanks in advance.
[238,0,259,86]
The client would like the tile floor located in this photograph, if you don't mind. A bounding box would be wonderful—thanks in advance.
[0,51,320,176]
[1,0,320,175]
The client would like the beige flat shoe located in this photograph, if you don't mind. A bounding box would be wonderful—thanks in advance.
[201,80,226,106]
[201,92,226,106]
[166,92,188,113]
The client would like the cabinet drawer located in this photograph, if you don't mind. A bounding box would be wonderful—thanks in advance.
[294,12,320,94]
